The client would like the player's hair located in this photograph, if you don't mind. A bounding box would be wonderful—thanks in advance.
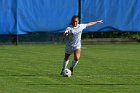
[70,15,79,26]
[72,16,79,21]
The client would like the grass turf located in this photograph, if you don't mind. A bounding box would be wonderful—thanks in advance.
[0,44,140,93]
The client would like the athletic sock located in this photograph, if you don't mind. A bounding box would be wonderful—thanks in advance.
[71,59,78,68]
[62,60,69,70]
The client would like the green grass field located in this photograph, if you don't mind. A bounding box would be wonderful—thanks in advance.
[0,44,140,93]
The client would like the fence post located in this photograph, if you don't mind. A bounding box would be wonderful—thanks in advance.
[78,0,81,23]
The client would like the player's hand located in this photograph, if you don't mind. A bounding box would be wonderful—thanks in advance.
[97,20,103,23]
[65,32,69,36]
[64,30,69,37]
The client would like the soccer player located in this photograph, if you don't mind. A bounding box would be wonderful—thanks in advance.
[61,16,103,75]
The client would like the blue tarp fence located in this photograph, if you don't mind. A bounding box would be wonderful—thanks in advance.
[0,0,140,35]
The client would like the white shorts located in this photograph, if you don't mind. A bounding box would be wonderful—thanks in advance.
[65,45,81,54]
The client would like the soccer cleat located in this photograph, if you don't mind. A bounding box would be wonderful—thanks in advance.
[69,67,73,75]
[60,69,64,75]
[60,71,63,75]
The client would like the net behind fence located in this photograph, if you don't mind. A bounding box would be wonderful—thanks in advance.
[0,32,64,45]
[0,32,140,45]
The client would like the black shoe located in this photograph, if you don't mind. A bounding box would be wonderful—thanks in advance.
[60,69,64,75]
[69,67,73,75]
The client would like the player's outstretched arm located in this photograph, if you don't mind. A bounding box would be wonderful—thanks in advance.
[86,20,103,27]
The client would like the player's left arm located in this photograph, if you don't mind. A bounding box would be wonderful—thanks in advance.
[86,20,103,27]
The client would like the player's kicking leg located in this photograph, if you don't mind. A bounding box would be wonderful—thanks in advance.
[70,48,81,75]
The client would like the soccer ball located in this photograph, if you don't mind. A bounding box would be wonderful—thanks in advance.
[63,68,71,77]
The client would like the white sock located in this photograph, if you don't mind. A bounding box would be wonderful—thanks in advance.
[62,60,69,70]
[71,60,78,68]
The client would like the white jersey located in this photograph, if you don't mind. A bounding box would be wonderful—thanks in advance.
[65,24,87,53]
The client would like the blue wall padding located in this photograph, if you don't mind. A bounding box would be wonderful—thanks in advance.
[0,0,140,34]
[82,0,140,32]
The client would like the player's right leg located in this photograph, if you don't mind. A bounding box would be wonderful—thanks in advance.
[63,53,71,69]
[60,53,71,75]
